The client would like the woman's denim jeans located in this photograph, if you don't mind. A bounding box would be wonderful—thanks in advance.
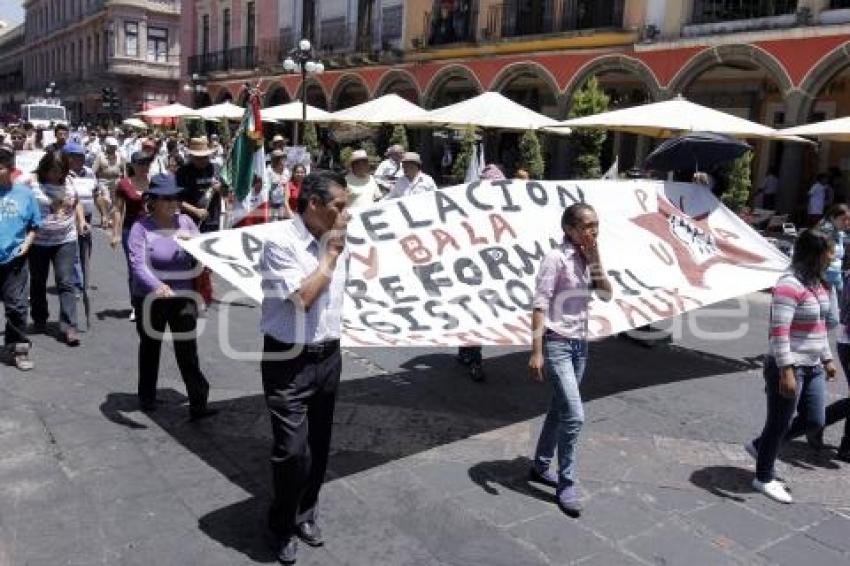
[533,337,588,489]
[756,358,826,482]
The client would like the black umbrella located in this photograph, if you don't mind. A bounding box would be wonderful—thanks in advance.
[644,132,751,172]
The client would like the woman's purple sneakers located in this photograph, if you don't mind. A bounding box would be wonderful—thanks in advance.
[556,485,582,518]
[528,466,558,488]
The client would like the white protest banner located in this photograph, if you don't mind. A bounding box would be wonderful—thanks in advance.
[285,146,310,170]
[179,180,790,347]
[15,150,45,175]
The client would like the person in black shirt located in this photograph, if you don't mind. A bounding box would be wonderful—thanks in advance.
[177,137,220,233]
[45,124,69,153]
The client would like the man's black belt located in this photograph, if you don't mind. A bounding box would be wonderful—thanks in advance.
[266,336,340,358]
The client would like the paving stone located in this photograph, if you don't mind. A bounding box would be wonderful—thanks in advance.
[759,532,849,566]
[508,512,612,563]
[575,548,648,565]
[739,499,833,530]
[452,480,554,528]
[688,502,787,550]
[626,519,743,566]
[393,497,549,566]
[804,514,850,554]
[580,489,666,542]
[630,484,713,515]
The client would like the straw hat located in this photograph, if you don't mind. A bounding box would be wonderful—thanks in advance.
[187,137,214,157]
[349,149,369,163]
[401,152,421,166]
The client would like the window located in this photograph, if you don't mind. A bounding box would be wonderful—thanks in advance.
[202,14,210,54]
[246,2,256,48]
[222,8,231,51]
[125,21,138,57]
[147,27,168,62]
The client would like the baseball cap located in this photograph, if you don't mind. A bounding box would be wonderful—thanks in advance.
[62,142,86,155]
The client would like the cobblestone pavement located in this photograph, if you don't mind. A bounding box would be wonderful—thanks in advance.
[1,230,850,565]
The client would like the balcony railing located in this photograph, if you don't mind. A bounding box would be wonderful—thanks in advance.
[690,0,798,25]
[484,0,623,39]
[417,6,479,48]
[188,46,257,75]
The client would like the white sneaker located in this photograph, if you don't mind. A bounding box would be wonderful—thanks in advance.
[129,308,135,322]
[752,478,793,504]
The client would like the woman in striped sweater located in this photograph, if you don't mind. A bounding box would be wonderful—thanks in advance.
[746,229,838,504]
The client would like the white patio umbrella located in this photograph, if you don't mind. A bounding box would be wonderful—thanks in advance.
[196,101,245,121]
[330,94,429,124]
[121,118,148,129]
[137,103,199,119]
[546,96,800,141]
[779,116,850,142]
[260,102,333,123]
[407,91,562,132]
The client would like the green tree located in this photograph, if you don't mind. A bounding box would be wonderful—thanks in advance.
[567,76,610,179]
[303,122,320,160]
[518,130,545,179]
[721,152,753,213]
[389,124,409,150]
[452,125,477,180]
[340,146,354,169]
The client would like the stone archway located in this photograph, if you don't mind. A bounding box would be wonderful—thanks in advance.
[195,92,212,107]
[562,55,663,175]
[491,62,560,116]
[667,44,793,97]
[564,55,662,113]
[296,79,329,109]
[331,75,369,110]
[215,90,233,103]
[491,62,561,178]
[375,70,420,104]
[264,84,290,107]
[422,64,483,109]
[795,40,850,124]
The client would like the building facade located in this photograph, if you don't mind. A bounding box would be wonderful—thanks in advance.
[20,0,182,123]
[0,24,26,117]
[185,0,850,213]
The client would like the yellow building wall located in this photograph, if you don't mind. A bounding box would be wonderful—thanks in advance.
[403,0,431,50]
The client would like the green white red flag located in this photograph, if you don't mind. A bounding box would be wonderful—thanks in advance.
[221,90,267,227]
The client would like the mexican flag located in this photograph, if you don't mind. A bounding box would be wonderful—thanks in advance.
[222,90,268,227]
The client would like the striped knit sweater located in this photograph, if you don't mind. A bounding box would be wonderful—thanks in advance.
[768,273,833,368]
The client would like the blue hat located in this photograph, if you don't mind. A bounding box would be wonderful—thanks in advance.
[147,173,183,197]
[62,141,86,155]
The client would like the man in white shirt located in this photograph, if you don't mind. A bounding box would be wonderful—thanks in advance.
[344,149,382,208]
[386,152,437,199]
[259,170,350,565]
[808,173,829,226]
[374,144,404,194]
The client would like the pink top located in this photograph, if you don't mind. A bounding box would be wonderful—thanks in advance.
[532,239,592,340]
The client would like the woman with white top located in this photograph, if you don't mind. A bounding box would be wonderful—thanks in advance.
[28,151,85,346]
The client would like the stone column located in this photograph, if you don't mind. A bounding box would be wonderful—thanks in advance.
[777,92,808,215]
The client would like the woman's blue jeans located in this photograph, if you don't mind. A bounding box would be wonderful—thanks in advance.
[755,358,826,482]
[533,337,588,489]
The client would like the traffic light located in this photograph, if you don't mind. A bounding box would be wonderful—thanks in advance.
[101,88,119,111]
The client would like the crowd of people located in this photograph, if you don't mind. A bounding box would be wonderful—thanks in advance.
[3,118,850,564]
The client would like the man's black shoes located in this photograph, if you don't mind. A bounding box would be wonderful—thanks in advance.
[277,536,298,564]
[295,521,324,547]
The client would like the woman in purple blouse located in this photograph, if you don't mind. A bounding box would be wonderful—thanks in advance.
[127,173,216,421]
[528,203,613,518]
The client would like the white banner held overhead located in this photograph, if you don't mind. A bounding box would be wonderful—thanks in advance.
[179,180,790,347]
[15,150,45,175]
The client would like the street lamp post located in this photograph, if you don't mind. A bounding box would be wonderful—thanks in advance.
[282,39,324,146]
[182,73,207,107]
[182,74,208,136]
